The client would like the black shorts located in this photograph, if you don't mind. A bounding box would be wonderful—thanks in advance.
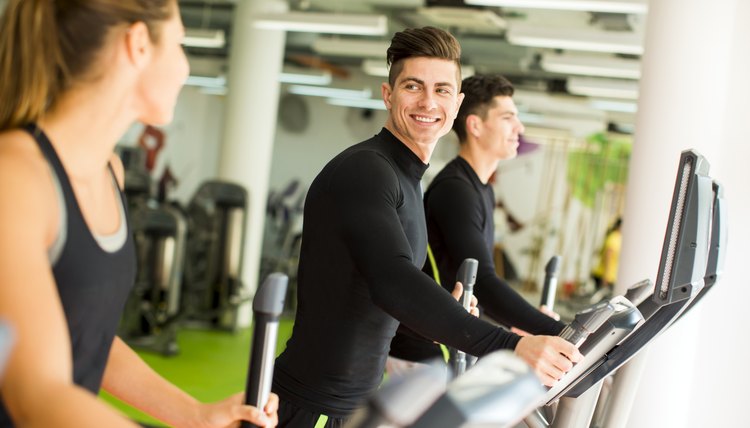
[277,399,347,428]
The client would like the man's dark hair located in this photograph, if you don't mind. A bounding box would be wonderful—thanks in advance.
[453,74,515,143]
[386,26,461,88]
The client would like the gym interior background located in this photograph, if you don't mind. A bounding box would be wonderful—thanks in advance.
[1,1,749,427]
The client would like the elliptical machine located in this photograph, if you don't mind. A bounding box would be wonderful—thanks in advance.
[180,180,250,330]
[117,145,187,355]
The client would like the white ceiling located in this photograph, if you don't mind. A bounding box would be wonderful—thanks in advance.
[0,1,614,135]
[178,0,646,134]
[0,0,644,133]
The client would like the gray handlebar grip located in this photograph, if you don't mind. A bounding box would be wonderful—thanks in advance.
[243,273,288,428]
[252,272,287,316]
[559,300,615,347]
[452,259,479,377]
[456,258,478,311]
[541,255,561,310]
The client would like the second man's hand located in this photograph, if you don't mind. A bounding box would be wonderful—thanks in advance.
[451,281,479,317]
[514,336,583,387]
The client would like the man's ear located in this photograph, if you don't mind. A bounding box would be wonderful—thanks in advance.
[124,21,152,69]
[466,114,482,138]
[381,82,393,110]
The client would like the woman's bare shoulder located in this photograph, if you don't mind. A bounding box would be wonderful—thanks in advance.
[0,129,54,180]
[0,129,59,219]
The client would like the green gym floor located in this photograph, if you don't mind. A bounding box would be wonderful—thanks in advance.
[101,319,295,427]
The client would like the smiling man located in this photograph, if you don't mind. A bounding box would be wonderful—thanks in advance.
[271,28,581,428]
[389,74,567,369]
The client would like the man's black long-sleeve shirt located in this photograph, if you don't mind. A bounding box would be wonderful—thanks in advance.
[390,156,564,361]
[272,130,521,418]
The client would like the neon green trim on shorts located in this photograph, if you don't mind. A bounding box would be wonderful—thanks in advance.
[314,414,329,428]
[428,245,451,363]
[427,245,441,286]
[439,343,450,363]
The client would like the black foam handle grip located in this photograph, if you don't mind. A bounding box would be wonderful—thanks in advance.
[242,273,288,428]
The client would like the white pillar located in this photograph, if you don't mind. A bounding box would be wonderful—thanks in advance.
[683,1,750,426]
[218,0,287,326]
[615,1,749,427]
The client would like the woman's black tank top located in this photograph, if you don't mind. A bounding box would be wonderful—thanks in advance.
[0,124,136,426]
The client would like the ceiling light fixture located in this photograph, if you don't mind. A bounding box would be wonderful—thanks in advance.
[185,75,227,89]
[313,37,390,58]
[507,24,644,55]
[464,0,648,14]
[279,69,333,86]
[567,76,639,99]
[361,59,476,78]
[589,98,638,113]
[185,67,334,92]
[361,59,389,77]
[514,90,606,119]
[327,98,387,110]
[183,28,226,49]
[416,7,507,31]
[541,53,641,79]
[287,85,373,100]
[253,11,388,36]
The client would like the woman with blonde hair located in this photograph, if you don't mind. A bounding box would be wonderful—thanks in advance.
[0,1,277,426]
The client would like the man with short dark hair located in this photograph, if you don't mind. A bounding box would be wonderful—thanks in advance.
[272,29,581,428]
[390,74,567,369]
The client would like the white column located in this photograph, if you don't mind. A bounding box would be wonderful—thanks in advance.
[683,1,750,426]
[218,0,287,326]
[615,1,749,427]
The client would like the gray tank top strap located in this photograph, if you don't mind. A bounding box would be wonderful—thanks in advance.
[46,164,68,265]
[91,169,128,252]
[46,160,128,264]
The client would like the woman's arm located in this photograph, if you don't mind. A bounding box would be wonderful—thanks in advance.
[0,135,138,427]
[101,337,277,428]
[103,153,278,427]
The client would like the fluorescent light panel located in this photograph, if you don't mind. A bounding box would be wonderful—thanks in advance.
[279,70,332,86]
[313,37,390,58]
[362,59,475,78]
[464,0,648,14]
[507,24,644,55]
[361,59,389,76]
[542,53,641,79]
[186,65,333,90]
[327,98,387,110]
[416,7,507,31]
[589,98,638,113]
[253,11,388,36]
[567,76,639,99]
[183,28,226,49]
[185,75,226,88]
[287,85,372,100]
[514,89,606,119]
